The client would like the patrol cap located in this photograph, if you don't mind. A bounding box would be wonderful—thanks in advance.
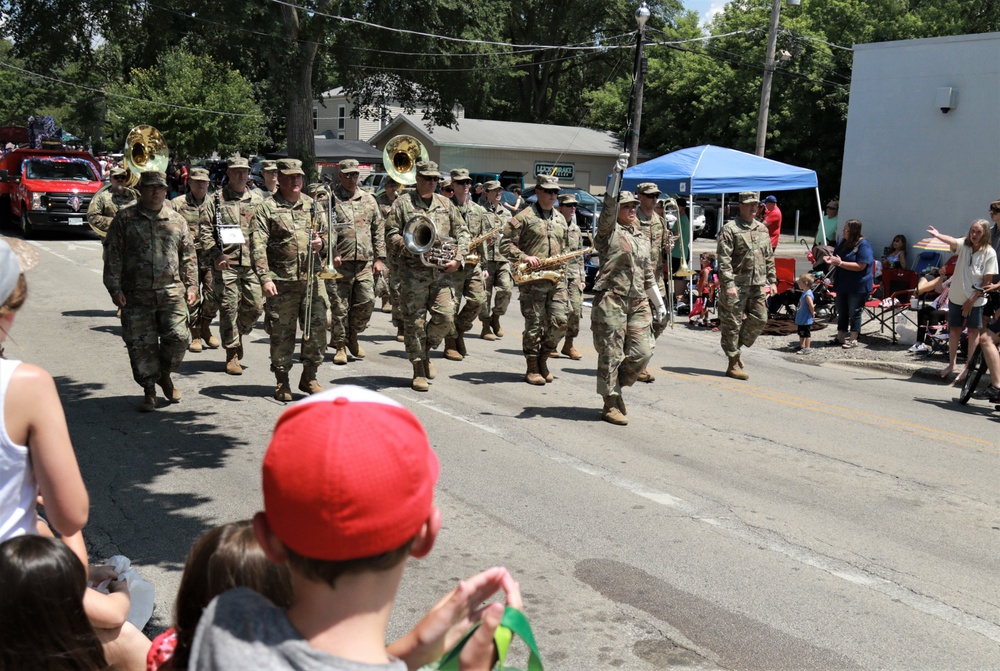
[764,195,777,203]
[450,168,471,183]
[617,191,639,206]
[139,171,167,187]
[440,177,452,190]
[636,182,660,197]
[338,159,360,174]
[278,158,305,176]
[305,182,329,198]
[557,193,579,206]
[188,167,210,182]
[416,161,441,178]
[261,160,278,172]
[227,156,250,170]
[483,180,502,191]
[535,174,559,190]
[110,167,127,178]
[739,191,760,204]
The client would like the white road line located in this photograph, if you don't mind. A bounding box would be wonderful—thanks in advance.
[31,242,102,275]
[389,394,1000,644]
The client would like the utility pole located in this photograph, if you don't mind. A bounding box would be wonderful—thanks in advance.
[628,1,651,167]
[755,0,782,157]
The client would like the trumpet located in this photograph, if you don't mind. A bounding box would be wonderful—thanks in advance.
[403,214,458,268]
[513,247,593,286]
[316,190,342,281]
[463,227,503,267]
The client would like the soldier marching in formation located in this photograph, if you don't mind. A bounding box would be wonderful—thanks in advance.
[170,167,219,353]
[375,177,403,341]
[554,192,585,360]
[103,171,198,412]
[444,168,488,361]
[259,160,278,199]
[326,159,386,366]
[635,182,673,382]
[478,180,512,341]
[87,166,137,240]
[199,156,264,376]
[251,158,330,401]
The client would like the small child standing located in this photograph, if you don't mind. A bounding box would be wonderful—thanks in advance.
[795,274,815,353]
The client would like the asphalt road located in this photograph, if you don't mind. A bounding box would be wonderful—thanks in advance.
[12,233,1000,670]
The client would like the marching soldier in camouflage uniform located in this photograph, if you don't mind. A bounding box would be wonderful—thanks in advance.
[478,180,512,341]
[326,159,386,365]
[88,166,137,239]
[500,174,571,385]
[591,156,667,426]
[553,193,585,360]
[444,168,488,360]
[199,156,264,376]
[635,182,673,382]
[170,167,219,353]
[252,158,330,401]
[716,192,777,381]
[103,171,198,412]
[260,160,278,199]
[384,161,469,392]
[376,177,403,338]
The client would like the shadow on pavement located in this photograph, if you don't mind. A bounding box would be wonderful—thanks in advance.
[450,370,523,385]
[63,309,118,319]
[516,405,595,422]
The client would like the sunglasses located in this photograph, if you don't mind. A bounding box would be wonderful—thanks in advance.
[442,188,454,194]
[420,175,441,182]
[561,203,577,208]
[112,175,125,181]
[453,180,472,186]
[540,188,559,195]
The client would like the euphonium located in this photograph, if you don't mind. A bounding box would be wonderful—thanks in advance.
[403,214,457,268]
[513,247,594,286]
[463,227,503,267]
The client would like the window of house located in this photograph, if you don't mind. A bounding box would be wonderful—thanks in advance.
[338,105,346,131]
[337,132,345,140]
[313,108,318,131]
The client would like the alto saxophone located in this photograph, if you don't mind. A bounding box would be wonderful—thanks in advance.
[463,227,503,267]
[513,247,594,286]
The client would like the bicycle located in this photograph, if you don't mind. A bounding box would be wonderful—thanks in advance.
[958,282,999,406]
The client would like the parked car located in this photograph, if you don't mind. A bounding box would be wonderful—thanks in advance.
[361,172,390,193]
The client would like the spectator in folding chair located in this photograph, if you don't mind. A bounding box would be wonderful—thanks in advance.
[823,219,874,349]
[926,220,998,381]
[910,267,951,353]
[881,234,907,271]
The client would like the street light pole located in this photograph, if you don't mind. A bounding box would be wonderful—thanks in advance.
[629,1,651,167]
[755,0,782,157]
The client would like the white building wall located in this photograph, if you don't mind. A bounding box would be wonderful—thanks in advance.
[436,147,609,192]
[841,33,1000,256]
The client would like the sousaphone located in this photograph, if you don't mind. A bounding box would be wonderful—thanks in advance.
[383,135,428,186]
[88,125,169,238]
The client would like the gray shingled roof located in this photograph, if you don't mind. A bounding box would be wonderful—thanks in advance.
[370,115,622,156]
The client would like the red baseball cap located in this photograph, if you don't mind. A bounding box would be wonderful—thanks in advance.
[262,386,439,561]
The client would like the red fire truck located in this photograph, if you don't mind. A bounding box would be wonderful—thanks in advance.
[0,148,104,236]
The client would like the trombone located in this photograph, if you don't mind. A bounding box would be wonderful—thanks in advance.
[303,199,322,340]
[317,189,342,281]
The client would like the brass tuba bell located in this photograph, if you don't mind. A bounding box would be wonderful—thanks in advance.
[123,125,169,188]
[383,135,428,186]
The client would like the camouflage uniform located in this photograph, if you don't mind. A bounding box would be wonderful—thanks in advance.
[637,207,671,339]
[103,203,197,390]
[171,191,218,327]
[328,183,385,348]
[716,213,776,358]
[591,192,655,399]
[500,202,571,357]
[376,190,402,329]
[384,190,469,364]
[479,201,513,327]
[200,186,264,351]
[252,192,330,374]
[451,199,489,335]
[565,218,586,340]
[88,185,137,240]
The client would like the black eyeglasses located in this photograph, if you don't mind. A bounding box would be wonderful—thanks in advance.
[453,180,472,186]
[420,175,440,182]
[442,188,454,194]
[540,188,559,195]
[112,175,125,181]
[561,204,577,208]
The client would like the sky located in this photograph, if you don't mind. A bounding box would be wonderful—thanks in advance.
[685,0,726,26]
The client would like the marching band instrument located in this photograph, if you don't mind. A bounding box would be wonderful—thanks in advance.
[316,190,342,281]
[463,227,503,267]
[303,200,321,340]
[402,214,458,268]
[513,247,594,286]
[383,135,428,186]
[212,191,225,256]
[123,125,169,188]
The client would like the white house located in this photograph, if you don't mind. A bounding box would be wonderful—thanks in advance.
[314,87,465,142]
[840,32,1000,258]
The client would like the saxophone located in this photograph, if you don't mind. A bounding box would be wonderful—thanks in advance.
[463,227,503,267]
[513,247,594,286]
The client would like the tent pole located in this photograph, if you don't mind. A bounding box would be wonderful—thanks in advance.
[815,187,826,246]
[688,191,695,308]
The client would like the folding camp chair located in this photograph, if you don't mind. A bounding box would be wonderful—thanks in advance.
[767,257,798,317]
[863,268,919,342]
[912,250,941,276]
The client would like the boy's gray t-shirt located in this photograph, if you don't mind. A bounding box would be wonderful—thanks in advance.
[190,588,407,671]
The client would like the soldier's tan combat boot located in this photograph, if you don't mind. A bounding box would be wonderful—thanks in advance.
[298,364,323,395]
[443,338,463,361]
[347,334,366,359]
[491,313,504,338]
[615,394,628,416]
[381,298,393,313]
[736,351,746,369]
[636,368,654,383]
[411,361,430,392]
[601,396,628,426]
[726,355,749,380]
[423,346,437,380]
[395,324,405,342]
[454,331,467,357]
[561,337,582,360]
[200,318,220,349]
[480,320,496,341]
[524,356,546,386]
[332,346,349,365]
[189,325,203,353]
[537,348,555,383]
[225,348,243,375]
[138,387,157,413]
[274,372,293,402]
[158,372,181,403]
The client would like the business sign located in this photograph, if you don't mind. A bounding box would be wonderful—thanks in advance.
[534,162,574,180]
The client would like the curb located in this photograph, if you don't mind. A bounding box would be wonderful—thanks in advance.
[823,358,948,381]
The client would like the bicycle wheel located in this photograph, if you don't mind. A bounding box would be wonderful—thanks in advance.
[958,348,986,404]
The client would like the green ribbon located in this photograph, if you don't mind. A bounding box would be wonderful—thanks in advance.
[427,606,543,671]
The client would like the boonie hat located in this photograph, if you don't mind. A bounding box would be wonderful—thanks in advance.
[277,158,305,176]
[262,386,439,561]
[739,191,760,204]
[261,160,278,172]
[483,180,502,191]
[618,191,640,206]
[636,182,660,196]
[188,167,210,182]
[338,159,360,174]
[450,168,471,182]
[416,161,441,178]
[139,171,167,187]
[557,193,579,206]
[535,174,559,190]
[227,155,250,170]
[0,237,39,306]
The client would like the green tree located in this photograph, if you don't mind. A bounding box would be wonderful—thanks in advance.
[106,48,265,159]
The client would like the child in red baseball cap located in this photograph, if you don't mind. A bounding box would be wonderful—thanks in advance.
[189,386,521,671]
